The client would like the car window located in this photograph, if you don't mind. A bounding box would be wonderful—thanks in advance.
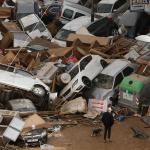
[16,69,33,77]
[24,21,46,33]
[97,4,113,13]
[87,17,110,36]
[114,73,123,87]
[0,64,14,72]
[113,0,126,10]
[62,9,74,19]
[55,29,75,41]
[74,12,85,19]
[69,65,79,80]
[100,59,108,68]
[123,67,134,76]
[88,18,108,30]
[80,55,92,71]
[93,73,113,89]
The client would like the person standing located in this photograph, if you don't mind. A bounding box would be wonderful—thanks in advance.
[101,107,114,143]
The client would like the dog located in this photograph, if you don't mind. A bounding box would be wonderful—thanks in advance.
[91,127,103,137]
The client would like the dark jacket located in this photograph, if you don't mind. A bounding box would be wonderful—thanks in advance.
[101,112,114,127]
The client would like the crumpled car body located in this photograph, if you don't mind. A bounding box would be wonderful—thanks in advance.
[59,55,108,100]
[0,63,50,98]
[19,128,48,147]
[7,98,37,112]
[19,14,52,39]
[85,59,136,104]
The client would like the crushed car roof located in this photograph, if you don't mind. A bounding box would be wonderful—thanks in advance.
[101,59,130,76]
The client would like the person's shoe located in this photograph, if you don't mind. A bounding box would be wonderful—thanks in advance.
[108,139,112,142]
[104,140,107,143]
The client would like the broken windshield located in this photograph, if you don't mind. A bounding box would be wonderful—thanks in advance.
[93,73,113,89]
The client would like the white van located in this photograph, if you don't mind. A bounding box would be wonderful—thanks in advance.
[59,1,91,25]
[85,59,137,103]
[51,16,94,47]
[96,0,129,19]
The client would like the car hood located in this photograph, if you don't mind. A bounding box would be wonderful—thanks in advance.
[88,87,112,99]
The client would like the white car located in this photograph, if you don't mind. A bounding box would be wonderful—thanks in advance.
[19,14,52,39]
[96,0,129,20]
[59,55,108,100]
[0,63,50,97]
[85,59,137,104]
[51,16,95,47]
[59,1,91,25]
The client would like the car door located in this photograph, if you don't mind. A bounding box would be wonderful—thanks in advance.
[14,69,35,91]
[0,65,15,87]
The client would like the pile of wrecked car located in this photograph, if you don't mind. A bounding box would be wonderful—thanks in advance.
[0,0,149,149]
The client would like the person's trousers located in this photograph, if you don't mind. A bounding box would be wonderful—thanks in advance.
[104,126,111,140]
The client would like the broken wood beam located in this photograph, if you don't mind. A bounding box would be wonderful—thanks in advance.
[90,48,111,58]
[19,111,59,117]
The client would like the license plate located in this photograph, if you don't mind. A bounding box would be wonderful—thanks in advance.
[27,139,38,142]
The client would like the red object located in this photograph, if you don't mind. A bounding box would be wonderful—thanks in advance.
[0,0,4,6]
[0,48,5,55]
[66,56,78,63]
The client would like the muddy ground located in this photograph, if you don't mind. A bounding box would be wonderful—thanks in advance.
[49,117,150,150]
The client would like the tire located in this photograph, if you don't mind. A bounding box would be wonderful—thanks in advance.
[32,85,46,97]
[82,77,92,88]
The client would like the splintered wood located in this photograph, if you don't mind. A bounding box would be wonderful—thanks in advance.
[90,37,136,59]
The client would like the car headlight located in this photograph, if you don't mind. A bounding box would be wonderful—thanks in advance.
[41,130,47,137]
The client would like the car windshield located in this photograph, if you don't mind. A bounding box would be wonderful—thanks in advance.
[97,4,113,13]
[93,73,113,89]
[24,21,46,33]
[55,29,75,41]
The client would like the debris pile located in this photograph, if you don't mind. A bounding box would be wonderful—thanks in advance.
[0,0,149,149]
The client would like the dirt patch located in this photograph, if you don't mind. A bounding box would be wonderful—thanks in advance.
[49,117,150,150]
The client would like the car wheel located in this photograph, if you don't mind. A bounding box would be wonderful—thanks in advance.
[32,85,46,97]
[82,77,92,88]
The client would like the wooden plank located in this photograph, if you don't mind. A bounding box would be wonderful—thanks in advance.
[0,7,12,19]
[90,48,111,58]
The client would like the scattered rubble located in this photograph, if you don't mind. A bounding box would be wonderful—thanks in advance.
[0,0,149,149]
[131,127,149,139]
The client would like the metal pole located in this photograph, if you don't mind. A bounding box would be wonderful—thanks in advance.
[91,0,94,22]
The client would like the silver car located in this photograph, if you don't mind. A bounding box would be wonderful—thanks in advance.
[0,63,50,97]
